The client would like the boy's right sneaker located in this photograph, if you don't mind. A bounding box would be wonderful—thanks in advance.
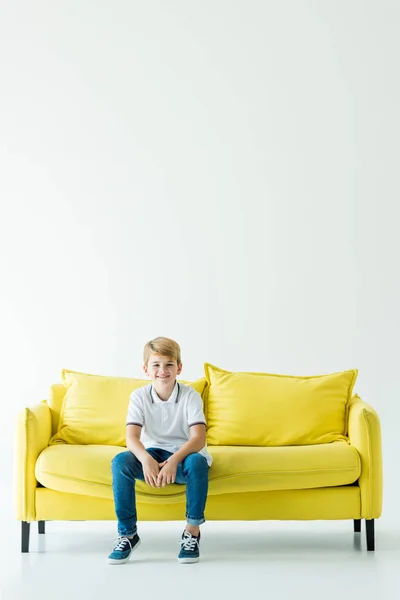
[178,529,201,563]
[108,534,141,564]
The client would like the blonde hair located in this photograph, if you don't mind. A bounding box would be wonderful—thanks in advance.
[143,337,182,366]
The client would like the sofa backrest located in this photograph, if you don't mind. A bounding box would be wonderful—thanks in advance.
[47,373,208,445]
[203,363,358,446]
[47,365,359,447]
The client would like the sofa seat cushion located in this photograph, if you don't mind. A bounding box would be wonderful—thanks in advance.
[35,442,360,503]
[36,445,190,503]
[208,442,360,494]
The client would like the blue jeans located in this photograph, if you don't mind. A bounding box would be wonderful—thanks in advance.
[111,448,210,536]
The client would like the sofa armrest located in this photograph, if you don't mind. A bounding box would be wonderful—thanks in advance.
[348,395,383,519]
[14,401,52,522]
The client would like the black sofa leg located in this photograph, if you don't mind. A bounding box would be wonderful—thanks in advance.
[366,519,375,551]
[21,521,30,553]
[38,521,45,534]
[354,519,361,532]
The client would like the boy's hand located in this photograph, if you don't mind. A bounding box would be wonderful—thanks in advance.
[141,455,162,488]
[157,459,178,487]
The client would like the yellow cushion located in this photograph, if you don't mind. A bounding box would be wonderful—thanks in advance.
[35,441,360,501]
[48,384,66,434]
[204,363,358,446]
[49,369,207,447]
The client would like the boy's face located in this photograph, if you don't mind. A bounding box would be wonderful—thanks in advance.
[143,354,182,386]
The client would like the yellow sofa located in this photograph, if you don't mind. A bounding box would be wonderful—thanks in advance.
[14,365,383,552]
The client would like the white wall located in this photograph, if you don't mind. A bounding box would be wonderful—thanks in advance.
[1,1,399,513]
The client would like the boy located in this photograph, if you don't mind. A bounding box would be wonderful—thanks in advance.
[108,336,212,565]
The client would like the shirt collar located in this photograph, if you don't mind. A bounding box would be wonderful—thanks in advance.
[150,381,180,404]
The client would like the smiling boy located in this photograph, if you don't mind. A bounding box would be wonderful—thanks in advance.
[108,336,212,565]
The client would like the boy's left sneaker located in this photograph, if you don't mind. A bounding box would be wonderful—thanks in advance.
[178,529,201,563]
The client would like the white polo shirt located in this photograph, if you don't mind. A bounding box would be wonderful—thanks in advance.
[126,381,213,467]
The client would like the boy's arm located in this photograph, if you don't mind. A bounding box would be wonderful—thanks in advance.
[126,393,151,463]
[167,424,206,465]
[126,424,164,488]
[126,424,151,463]
[166,389,208,465]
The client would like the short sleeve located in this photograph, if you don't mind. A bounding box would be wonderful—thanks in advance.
[187,390,207,427]
[126,391,144,427]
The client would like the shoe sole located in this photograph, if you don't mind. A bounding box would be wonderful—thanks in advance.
[178,556,200,563]
[108,539,141,564]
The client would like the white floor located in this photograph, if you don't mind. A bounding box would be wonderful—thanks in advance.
[1,512,399,600]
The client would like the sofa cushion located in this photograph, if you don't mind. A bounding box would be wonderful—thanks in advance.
[35,442,360,502]
[49,370,207,447]
[204,363,358,446]
[48,384,66,433]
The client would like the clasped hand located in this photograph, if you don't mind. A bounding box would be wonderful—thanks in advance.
[142,456,177,488]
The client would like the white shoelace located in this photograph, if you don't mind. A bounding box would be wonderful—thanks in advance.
[180,532,199,551]
[112,536,133,552]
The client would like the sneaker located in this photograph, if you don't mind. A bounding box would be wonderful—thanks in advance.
[108,534,141,564]
[178,529,201,563]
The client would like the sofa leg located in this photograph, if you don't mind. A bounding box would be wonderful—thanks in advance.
[366,519,375,551]
[38,521,45,534]
[21,521,30,553]
[354,519,361,532]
